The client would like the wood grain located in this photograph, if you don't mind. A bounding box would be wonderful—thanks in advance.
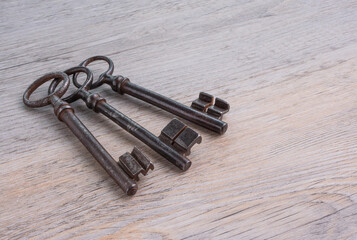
[1,0,357,239]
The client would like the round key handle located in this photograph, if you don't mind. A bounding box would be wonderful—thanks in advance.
[48,66,93,103]
[23,72,70,108]
[74,55,114,89]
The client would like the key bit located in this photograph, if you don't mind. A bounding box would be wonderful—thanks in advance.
[191,92,214,112]
[173,127,202,156]
[207,97,230,120]
[159,119,202,156]
[131,146,154,175]
[191,92,230,120]
[23,71,137,196]
[159,118,186,146]
[118,147,154,181]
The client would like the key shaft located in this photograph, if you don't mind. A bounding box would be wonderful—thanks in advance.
[121,80,228,134]
[77,56,228,134]
[78,90,192,171]
[23,72,137,196]
[52,96,138,195]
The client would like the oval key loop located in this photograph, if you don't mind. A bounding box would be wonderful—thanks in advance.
[49,66,93,103]
[23,72,70,108]
[73,56,114,89]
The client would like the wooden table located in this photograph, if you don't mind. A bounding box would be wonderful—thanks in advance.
[1,1,357,239]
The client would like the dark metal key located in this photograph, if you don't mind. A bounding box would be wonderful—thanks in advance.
[74,56,228,135]
[49,67,192,171]
[23,72,138,195]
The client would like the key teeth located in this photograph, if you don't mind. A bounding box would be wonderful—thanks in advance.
[199,92,214,102]
[159,118,201,156]
[131,146,154,175]
[191,92,230,119]
[215,98,230,111]
[118,147,154,181]
[207,98,230,120]
[191,92,214,112]
[173,127,202,156]
[159,118,186,145]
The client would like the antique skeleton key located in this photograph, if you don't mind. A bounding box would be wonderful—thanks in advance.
[23,72,138,195]
[74,56,229,135]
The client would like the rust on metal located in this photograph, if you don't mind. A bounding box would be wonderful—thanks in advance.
[191,92,214,112]
[23,72,138,196]
[191,92,230,120]
[159,118,202,156]
[207,97,230,120]
[119,152,145,181]
[173,127,202,156]
[49,67,192,171]
[73,56,229,135]
[159,118,187,146]
[131,146,154,175]
[118,147,154,181]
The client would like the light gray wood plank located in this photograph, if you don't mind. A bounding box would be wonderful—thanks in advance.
[1,0,357,239]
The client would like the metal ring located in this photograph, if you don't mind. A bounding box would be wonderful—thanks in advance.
[74,56,114,89]
[49,66,93,103]
[23,72,70,108]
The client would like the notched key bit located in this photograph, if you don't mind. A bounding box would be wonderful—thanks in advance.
[159,118,202,156]
[23,72,138,196]
[191,92,230,120]
[191,92,214,112]
[159,118,186,146]
[118,147,154,181]
[131,146,154,175]
[207,97,230,120]
[173,127,202,156]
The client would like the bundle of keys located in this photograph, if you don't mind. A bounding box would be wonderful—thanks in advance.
[23,56,230,196]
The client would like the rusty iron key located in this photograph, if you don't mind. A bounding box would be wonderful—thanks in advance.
[49,67,192,171]
[23,72,138,196]
[73,56,228,135]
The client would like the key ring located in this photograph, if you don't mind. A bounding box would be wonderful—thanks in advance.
[23,72,70,108]
[74,56,114,89]
[49,66,93,103]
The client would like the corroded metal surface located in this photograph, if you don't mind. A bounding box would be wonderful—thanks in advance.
[73,56,229,135]
[191,92,214,112]
[159,118,202,156]
[131,146,154,175]
[23,72,137,196]
[49,67,192,171]
[119,152,145,181]
[119,147,154,181]
[192,92,230,120]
